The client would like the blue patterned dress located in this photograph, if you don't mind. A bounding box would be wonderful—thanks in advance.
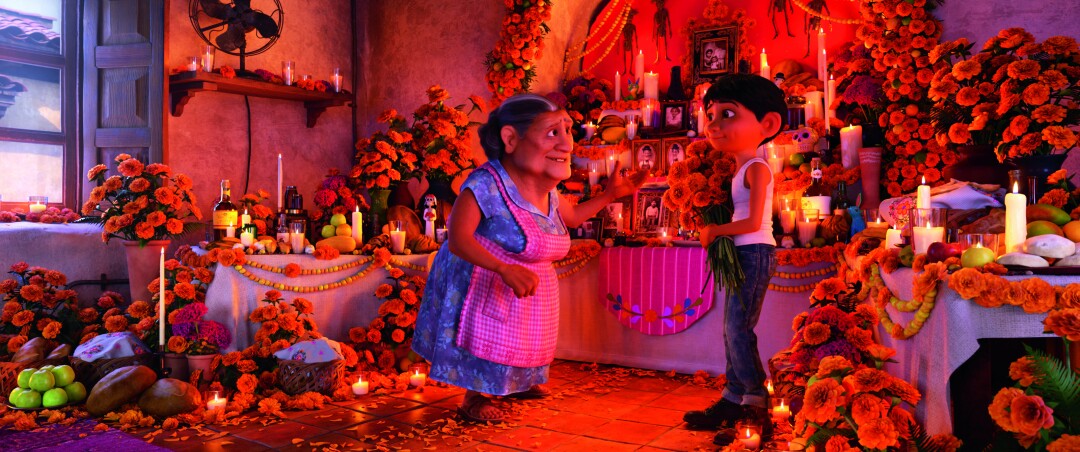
[412,161,567,395]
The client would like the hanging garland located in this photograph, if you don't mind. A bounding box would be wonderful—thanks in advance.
[773,264,840,280]
[562,0,632,77]
[485,0,554,102]
[789,0,862,25]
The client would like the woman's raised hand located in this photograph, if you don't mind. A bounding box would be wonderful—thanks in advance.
[608,162,649,199]
[497,264,539,298]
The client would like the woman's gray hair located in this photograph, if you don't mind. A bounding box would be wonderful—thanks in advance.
[477,93,559,162]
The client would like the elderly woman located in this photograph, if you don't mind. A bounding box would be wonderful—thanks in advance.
[413,94,646,423]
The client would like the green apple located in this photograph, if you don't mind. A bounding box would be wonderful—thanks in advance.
[17,368,36,389]
[788,153,805,167]
[14,389,41,409]
[42,388,68,408]
[63,382,87,403]
[9,387,26,402]
[28,368,55,392]
[320,224,337,238]
[330,213,348,226]
[51,365,76,387]
[961,246,996,268]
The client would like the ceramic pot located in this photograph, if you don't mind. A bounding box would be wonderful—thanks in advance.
[122,239,171,304]
[186,353,217,382]
[943,145,1008,186]
[163,352,189,381]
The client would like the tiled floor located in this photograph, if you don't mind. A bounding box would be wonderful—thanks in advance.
[136,360,729,451]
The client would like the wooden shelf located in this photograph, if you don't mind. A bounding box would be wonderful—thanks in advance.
[168,72,353,127]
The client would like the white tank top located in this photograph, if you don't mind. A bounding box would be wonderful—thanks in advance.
[730,157,775,246]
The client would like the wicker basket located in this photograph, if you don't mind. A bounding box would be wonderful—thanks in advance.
[276,359,344,396]
[70,354,155,391]
[0,357,68,395]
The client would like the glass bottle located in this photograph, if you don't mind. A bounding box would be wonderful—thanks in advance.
[212,179,238,241]
[801,158,832,218]
[276,213,290,243]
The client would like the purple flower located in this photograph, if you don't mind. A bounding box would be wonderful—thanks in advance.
[813,340,861,364]
[842,75,886,108]
[172,302,208,324]
[321,175,347,191]
[545,92,568,107]
[172,319,231,350]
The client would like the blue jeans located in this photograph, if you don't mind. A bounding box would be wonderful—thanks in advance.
[720,243,776,409]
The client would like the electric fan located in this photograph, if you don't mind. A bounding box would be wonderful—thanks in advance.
[189,0,283,78]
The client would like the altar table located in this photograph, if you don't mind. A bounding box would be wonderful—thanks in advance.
[878,268,1060,435]
[0,222,128,300]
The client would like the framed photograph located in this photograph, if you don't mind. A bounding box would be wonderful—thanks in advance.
[600,197,631,239]
[660,137,690,176]
[661,101,687,133]
[633,189,666,236]
[580,217,604,241]
[692,26,739,84]
[632,139,662,177]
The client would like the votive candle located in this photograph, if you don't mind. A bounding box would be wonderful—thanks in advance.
[1004,181,1027,253]
[917,176,931,210]
[409,370,427,387]
[352,376,369,395]
[206,391,227,411]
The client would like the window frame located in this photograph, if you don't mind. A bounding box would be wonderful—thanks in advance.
[0,0,80,208]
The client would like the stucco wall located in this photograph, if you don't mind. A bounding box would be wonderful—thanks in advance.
[165,0,354,239]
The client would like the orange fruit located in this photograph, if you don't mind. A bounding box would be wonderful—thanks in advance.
[1064,221,1080,242]
[335,224,353,237]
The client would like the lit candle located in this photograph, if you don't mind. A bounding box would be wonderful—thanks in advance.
[626,120,638,140]
[1004,182,1027,253]
[290,230,305,254]
[616,213,623,232]
[607,151,616,176]
[818,27,827,82]
[206,392,227,411]
[642,102,654,127]
[765,379,774,395]
[634,50,645,87]
[643,71,659,100]
[240,229,255,247]
[240,209,251,229]
[390,223,407,254]
[282,60,294,86]
[868,214,888,229]
[771,399,791,421]
[277,153,283,212]
[839,125,863,170]
[615,71,621,101]
[826,74,837,133]
[435,228,448,243]
[588,168,599,186]
[225,221,235,239]
[352,376,369,395]
[759,48,769,78]
[885,227,903,250]
[917,176,931,210]
[584,122,596,141]
[739,428,762,450]
[803,91,823,123]
[201,45,214,73]
[913,218,944,255]
[780,207,796,235]
[766,144,783,174]
[186,56,198,72]
[159,247,165,349]
[28,201,47,214]
[797,217,818,247]
[659,229,673,246]
[331,67,343,93]
[409,370,427,387]
[697,107,706,135]
[352,206,363,246]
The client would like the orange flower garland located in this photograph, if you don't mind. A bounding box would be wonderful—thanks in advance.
[485,0,552,102]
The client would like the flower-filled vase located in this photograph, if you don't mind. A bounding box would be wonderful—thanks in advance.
[186,353,217,382]
[122,239,170,304]
[369,188,392,235]
[1011,153,1068,199]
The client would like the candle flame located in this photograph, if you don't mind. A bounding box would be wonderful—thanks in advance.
[744,428,752,438]
[214,394,220,402]
[357,376,363,384]
[974,243,983,248]
[761,48,766,54]
[922,175,926,185]
[414,369,420,376]
[1013,181,1019,194]
[244,208,248,215]
[927,219,933,228]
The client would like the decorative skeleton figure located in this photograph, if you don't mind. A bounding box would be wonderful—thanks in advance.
[652,0,672,62]
[803,0,830,58]
[422,194,437,239]
[622,9,640,75]
[769,0,795,39]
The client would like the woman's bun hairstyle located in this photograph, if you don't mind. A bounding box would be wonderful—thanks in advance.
[478,93,559,162]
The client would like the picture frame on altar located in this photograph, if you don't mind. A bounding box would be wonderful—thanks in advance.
[632,139,662,177]
[600,196,632,239]
[692,26,739,83]
[633,189,666,236]
[580,217,604,241]
[661,101,687,133]
[660,137,689,176]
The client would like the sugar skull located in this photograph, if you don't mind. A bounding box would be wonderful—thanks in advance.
[786,126,820,154]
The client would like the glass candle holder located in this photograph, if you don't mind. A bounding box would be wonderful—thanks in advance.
[389,220,406,254]
[735,419,762,450]
[863,208,887,229]
[351,372,370,395]
[282,60,295,86]
[408,363,428,387]
[959,233,1000,254]
[331,67,343,92]
[797,208,819,247]
[300,74,312,83]
[658,227,675,245]
[28,196,48,214]
[186,56,198,72]
[205,390,227,411]
[770,397,792,422]
[908,208,947,255]
[289,220,306,254]
[779,198,797,234]
[201,45,215,72]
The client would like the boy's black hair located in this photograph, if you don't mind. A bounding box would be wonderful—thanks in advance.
[703,73,788,145]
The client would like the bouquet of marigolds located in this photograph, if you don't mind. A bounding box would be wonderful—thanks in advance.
[347,265,426,374]
[237,189,276,235]
[83,154,202,245]
[663,141,743,290]
[351,110,420,190]
[988,345,1079,449]
[0,263,80,348]
[411,85,482,184]
[167,302,231,356]
[76,290,154,344]
[929,29,1079,162]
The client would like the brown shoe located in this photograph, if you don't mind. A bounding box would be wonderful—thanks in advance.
[457,394,504,423]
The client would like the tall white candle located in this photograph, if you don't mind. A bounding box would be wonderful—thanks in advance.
[643,71,659,100]
[913,219,944,255]
[634,50,645,87]
[697,107,706,135]
[839,125,862,169]
[615,71,621,101]
[626,121,637,140]
[584,122,596,141]
[588,168,599,186]
[277,154,283,212]
[1004,182,1027,253]
[826,74,837,133]
[780,208,796,234]
[240,209,251,229]
[818,28,827,82]
[642,102,654,127]
[917,176,931,210]
[759,48,768,75]
[352,207,363,246]
[159,247,165,349]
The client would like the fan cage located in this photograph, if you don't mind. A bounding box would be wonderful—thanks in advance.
[188,0,284,57]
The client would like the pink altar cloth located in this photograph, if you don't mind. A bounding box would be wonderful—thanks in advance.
[598,246,715,335]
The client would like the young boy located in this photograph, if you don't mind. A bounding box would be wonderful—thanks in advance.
[682,74,786,443]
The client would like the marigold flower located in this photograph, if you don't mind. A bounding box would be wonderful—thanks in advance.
[844,368,892,393]
[168,335,189,354]
[118,158,144,177]
[1009,393,1054,435]
[1020,278,1057,313]
[1021,83,1050,106]
[236,373,259,393]
[857,418,901,450]
[19,284,44,302]
[801,378,847,424]
[1043,126,1077,149]
[375,284,394,298]
[815,356,852,379]
[1044,308,1080,341]
[1048,435,1080,452]
[802,322,831,346]
[851,392,890,426]
[105,315,128,332]
[12,310,34,327]
[41,321,61,339]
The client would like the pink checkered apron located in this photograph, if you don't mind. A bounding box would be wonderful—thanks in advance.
[455,167,570,368]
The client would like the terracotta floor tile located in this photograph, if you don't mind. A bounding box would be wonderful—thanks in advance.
[276,432,369,451]
[293,407,378,430]
[337,418,414,442]
[596,389,665,405]
[387,384,465,404]
[158,434,272,452]
[644,394,717,411]
[618,376,685,393]
[386,405,457,425]
[581,419,671,445]
[484,425,578,451]
[230,420,330,449]
[540,411,611,435]
[616,405,687,427]
[562,397,640,419]
[547,436,640,451]
[344,398,425,417]
[669,383,724,398]
[646,427,719,451]
[458,443,529,451]
[430,393,467,410]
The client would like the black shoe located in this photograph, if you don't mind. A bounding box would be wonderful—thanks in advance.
[712,427,739,446]
[741,405,774,440]
[683,398,743,429]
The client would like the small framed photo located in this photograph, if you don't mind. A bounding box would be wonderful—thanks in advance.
[600,197,632,239]
[661,101,687,133]
[632,139,662,177]
[660,137,689,176]
[580,217,604,241]
[633,189,666,236]
[692,25,739,84]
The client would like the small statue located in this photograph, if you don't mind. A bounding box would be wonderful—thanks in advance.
[773,72,786,87]
[422,194,438,240]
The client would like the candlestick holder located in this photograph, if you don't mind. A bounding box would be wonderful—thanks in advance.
[156,351,172,379]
